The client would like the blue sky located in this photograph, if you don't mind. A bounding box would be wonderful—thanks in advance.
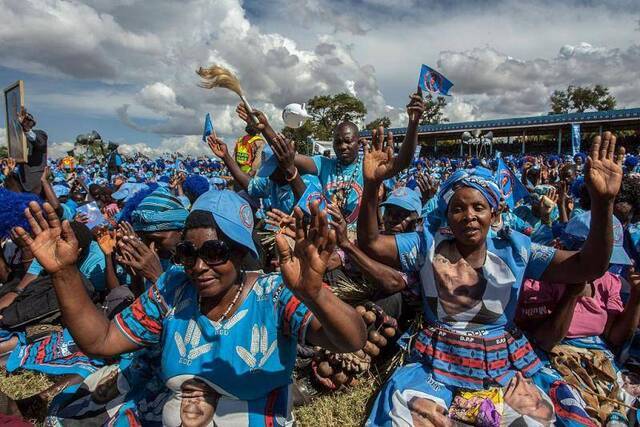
[1,0,639,157]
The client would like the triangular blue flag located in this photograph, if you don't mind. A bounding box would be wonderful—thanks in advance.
[296,179,327,215]
[495,158,529,209]
[418,64,454,96]
[202,113,213,143]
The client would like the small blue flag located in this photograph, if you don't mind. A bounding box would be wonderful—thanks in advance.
[571,123,581,156]
[202,113,213,143]
[296,179,327,215]
[496,158,529,209]
[418,64,454,96]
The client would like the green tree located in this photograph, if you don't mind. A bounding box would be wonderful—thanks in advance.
[365,116,391,130]
[282,121,315,155]
[419,93,448,125]
[305,93,367,140]
[0,145,7,158]
[549,85,617,114]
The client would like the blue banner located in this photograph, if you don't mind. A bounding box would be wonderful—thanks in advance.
[496,158,529,208]
[571,123,581,156]
[418,64,453,96]
[202,113,213,143]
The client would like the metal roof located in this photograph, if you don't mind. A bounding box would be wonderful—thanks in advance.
[360,108,640,137]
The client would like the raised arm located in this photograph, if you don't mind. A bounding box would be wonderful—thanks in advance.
[206,135,251,190]
[356,128,401,268]
[272,133,307,201]
[39,167,61,213]
[12,202,138,358]
[607,268,640,348]
[328,204,406,293]
[541,132,624,283]
[236,103,319,175]
[277,203,366,352]
[389,88,426,176]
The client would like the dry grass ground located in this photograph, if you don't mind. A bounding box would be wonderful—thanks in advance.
[294,376,378,427]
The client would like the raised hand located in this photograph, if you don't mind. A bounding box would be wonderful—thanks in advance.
[276,202,336,301]
[326,203,350,248]
[236,104,267,131]
[586,131,624,202]
[416,173,437,203]
[12,202,78,274]
[2,158,16,176]
[17,107,36,132]
[93,226,117,255]
[363,126,395,184]
[271,133,296,176]
[406,87,426,123]
[206,135,229,160]
[74,212,89,224]
[115,237,163,282]
[265,209,296,239]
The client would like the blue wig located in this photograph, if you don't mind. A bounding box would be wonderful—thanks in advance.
[0,189,43,238]
[183,175,210,199]
[118,183,159,224]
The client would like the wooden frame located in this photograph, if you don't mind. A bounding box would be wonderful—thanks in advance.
[4,80,28,163]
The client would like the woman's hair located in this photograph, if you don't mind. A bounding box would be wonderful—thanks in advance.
[183,175,210,201]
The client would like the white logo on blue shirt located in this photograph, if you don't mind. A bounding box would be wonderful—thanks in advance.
[235,324,277,371]
[175,320,213,366]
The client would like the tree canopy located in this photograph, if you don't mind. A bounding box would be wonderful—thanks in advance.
[549,85,616,114]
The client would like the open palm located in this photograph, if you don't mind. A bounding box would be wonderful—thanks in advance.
[12,202,78,274]
[363,126,396,184]
[276,202,336,301]
[585,132,624,201]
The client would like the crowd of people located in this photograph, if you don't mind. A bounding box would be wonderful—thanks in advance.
[1,90,640,427]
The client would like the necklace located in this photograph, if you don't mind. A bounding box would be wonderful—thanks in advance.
[199,280,245,323]
[331,154,362,212]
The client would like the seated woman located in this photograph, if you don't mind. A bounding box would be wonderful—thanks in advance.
[13,190,366,426]
[358,130,624,426]
[516,212,639,424]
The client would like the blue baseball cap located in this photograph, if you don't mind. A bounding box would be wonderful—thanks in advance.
[381,187,422,215]
[560,211,632,265]
[191,190,258,259]
[257,145,279,178]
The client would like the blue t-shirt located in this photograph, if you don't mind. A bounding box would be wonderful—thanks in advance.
[61,199,78,221]
[28,240,107,292]
[395,226,556,334]
[114,268,313,426]
[248,174,319,214]
[312,155,363,224]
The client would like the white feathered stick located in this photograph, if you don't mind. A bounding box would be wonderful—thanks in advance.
[196,65,260,125]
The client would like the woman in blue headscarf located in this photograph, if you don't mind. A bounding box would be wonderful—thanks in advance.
[358,131,624,426]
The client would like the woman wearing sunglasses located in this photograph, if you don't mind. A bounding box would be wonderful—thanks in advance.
[13,189,366,426]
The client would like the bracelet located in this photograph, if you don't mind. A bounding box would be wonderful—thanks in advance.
[12,288,25,295]
[285,167,299,182]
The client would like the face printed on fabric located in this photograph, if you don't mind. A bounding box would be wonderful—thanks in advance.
[504,373,554,425]
[446,187,494,248]
[183,228,239,298]
[383,206,418,234]
[333,123,359,165]
[432,240,488,321]
[91,366,121,404]
[408,397,452,427]
[179,378,220,427]
[142,230,182,258]
[614,201,634,225]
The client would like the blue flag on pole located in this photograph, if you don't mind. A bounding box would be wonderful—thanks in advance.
[496,158,529,208]
[418,64,454,96]
[202,113,213,143]
[296,178,327,215]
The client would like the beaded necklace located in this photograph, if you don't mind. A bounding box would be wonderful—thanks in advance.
[330,153,362,214]
[199,273,246,323]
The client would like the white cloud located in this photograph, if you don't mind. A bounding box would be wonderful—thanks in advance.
[48,141,75,159]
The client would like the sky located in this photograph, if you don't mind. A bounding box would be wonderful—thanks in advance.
[1,0,639,158]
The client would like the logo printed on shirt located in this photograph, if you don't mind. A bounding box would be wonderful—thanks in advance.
[209,309,248,336]
[175,319,213,366]
[253,276,279,301]
[235,324,277,370]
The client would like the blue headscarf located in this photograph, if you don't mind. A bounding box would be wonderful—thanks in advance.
[131,187,189,232]
[437,167,501,217]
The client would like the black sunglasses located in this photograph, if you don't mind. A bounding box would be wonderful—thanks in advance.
[173,240,230,268]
